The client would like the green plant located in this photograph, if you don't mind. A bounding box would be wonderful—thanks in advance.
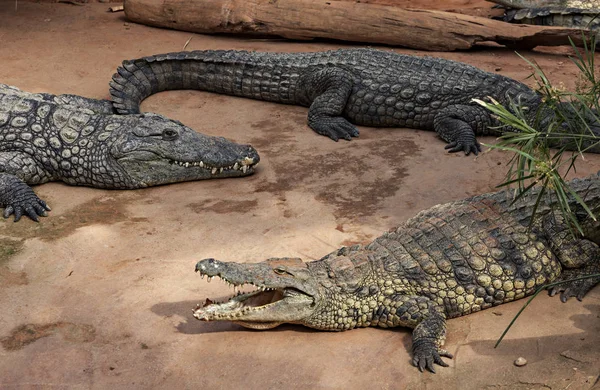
[472,34,600,347]
[473,35,600,236]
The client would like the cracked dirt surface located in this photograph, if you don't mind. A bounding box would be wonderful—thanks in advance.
[0,2,599,389]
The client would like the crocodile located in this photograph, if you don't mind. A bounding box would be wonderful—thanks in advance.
[110,48,600,156]
[0,83,259,222]
[193,173,600,373]
[489,0,600,9]
[500,7,600,30]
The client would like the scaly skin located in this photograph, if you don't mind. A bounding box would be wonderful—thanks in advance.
[193,174,600,373]
[489,0,600,9]
[0,84,259,222]
[502,7,600,30]
[110,48,600,156]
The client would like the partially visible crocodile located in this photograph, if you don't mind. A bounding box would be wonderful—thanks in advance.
[500,7,600,29]
[0,84,259,222]
[489,0,600,29]
[489,0,600,9]
[110,48,600,156]
[193,173,600,372]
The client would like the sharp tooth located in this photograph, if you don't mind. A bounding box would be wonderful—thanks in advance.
[211,168,217,174]
[233,286,238,294]
[200,161,204,168]
[243,157,254,165]
[185,162,190,167]
[219,167,223,173]
[233,163,239,170]
[242,165,248,173]
[207,276,212,283]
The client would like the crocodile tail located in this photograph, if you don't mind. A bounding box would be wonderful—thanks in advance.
[111,51,217,114]
[111,52,181,114]
[110,50,264,115]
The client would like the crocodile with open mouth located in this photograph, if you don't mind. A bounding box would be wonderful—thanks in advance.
[0,83,259,221]
[193,173,600,372]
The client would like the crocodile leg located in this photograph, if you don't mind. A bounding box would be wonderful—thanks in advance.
[0,173,50,222]
[0,152,51,222]
[433,105,491,156]
[393,295,453,373]
[301,67,359,141]
[542,214,600,302]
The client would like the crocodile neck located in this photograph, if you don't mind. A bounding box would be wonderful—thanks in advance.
[0,94,135,188]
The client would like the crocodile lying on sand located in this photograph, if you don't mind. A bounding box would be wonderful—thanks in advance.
[489,0,600,9]
[0,84,259,222]
[489,0,600,29]
[500,7,600,29]
[193,173,600,372]
[111,48,600,156]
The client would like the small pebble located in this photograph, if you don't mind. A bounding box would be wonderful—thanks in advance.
[495,67,502,71]
[514,357,527,367]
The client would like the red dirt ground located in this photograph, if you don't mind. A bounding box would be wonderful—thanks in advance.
[0,1,599,389]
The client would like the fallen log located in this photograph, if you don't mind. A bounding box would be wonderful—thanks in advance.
[123,0,592,51]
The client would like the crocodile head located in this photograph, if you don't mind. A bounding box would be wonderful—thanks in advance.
[193,257,322,329]
[528,102,600,154]
[109,113,259,188]
[556,104,600,154]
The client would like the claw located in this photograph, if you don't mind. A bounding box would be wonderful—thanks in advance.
[25,206,39,222]
[412,345,453,373]
[309,117,358,142]
[444,142,457,150]
[13,207,22,222]
[417,357,426,372]
[445,140,480,156]
[3,206,13,219]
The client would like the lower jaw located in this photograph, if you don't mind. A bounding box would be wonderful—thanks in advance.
[232,320,283,330]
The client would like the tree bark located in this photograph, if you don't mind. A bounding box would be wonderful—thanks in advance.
[123,0,591,51]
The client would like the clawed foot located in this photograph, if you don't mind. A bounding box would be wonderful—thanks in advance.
[309,117,359,141]
[548,272,600,303]
[444,139,481,156]
[412,342,453,373]
[3,192,51,222]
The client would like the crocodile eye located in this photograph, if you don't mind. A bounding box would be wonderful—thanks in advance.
[274,267,291,276]
[162,128,178,140]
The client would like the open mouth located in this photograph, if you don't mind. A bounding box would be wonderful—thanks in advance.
[169,156,257,175]
[193,268,313,329]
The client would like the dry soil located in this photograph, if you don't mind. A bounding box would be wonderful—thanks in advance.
[0,1,599,389]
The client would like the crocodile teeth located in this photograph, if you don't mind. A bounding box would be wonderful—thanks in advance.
[211,168,217,175]
[200,161,204,168]
[242,165,248,173]
[207,276,212,283]
[219,167,223,173]
[185,162,190,167]
[233,162,239,170]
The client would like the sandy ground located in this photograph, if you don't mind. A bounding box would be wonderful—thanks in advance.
[0,1,599,389]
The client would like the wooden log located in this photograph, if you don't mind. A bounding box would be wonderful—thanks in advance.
[123,0,591,51]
